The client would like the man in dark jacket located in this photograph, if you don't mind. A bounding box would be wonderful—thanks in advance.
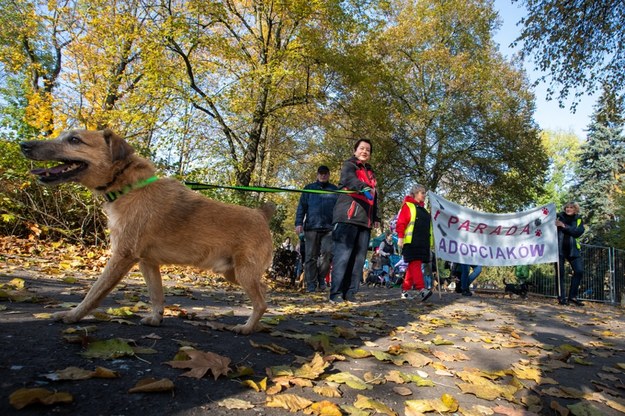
[295,166,338,292]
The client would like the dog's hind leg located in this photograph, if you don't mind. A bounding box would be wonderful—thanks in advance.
[227,266,267,335]
[52,254,137,323]
[139,260,164,326]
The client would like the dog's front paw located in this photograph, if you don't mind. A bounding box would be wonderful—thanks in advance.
[231,322,265,335]
[140,315,163,326]
[51,310,80,323]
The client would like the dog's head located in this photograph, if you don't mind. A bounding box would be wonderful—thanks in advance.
[20,129,134,188]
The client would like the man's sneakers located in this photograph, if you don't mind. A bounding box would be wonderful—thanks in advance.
[400,291,413,300]
[401,289,432,302]
[568,297,584,306]
[418,288,433,302]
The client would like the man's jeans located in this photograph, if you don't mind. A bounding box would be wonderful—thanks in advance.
[558,256,583,299]
[330,223,370,301]
[304,230,333,291]
[460,265,482,291]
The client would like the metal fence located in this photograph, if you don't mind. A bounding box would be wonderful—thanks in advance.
[529,244,625,305]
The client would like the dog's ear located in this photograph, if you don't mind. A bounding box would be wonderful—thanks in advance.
[103,128,135,162]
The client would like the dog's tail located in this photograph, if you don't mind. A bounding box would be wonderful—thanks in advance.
[259,202,276,222]
[503,279,508,285]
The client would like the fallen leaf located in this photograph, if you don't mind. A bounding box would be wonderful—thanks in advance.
[550,400,570,416]
[393,386,412,396]
[218,398,255,410]
[354,394,398,416]
[165,349,231,379]
[81,339,134,359]
[313,384,342,398]
[241,378,267,392]
[304,400,343,416]
[9,388,73,410]
[326,372,372,390]
[249,339,289,355]
[266,393,312,412]
[128,378,175,393]
[567,401,604,416]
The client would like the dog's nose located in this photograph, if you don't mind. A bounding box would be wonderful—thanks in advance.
[20,141,34,155]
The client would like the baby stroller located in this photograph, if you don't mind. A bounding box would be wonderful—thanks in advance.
[388,255,405,288]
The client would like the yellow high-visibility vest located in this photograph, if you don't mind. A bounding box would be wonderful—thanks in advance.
[404,202,417,244]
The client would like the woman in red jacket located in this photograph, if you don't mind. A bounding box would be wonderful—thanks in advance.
[395,184,433,301]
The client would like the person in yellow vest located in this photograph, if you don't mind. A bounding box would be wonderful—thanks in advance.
[395,184,433,301]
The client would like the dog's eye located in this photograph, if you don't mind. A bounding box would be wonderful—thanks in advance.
[68,136,83,145]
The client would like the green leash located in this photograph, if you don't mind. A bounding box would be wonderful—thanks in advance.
[184,182,358,195]
[104,175,159,202]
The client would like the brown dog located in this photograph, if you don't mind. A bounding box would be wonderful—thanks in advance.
[21,129,274,334]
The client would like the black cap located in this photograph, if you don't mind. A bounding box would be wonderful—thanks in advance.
[317,165,330,174]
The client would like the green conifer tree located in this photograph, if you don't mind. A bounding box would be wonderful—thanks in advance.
[575,84,625,245]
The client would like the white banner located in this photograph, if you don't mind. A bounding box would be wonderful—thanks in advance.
[429,192,558,266]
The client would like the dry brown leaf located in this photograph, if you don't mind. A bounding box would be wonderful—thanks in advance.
[266,393,312,411]
[249,339,289,355]
[165,349,231,379]
[385,370,406,384]
[363,372,386,385]
[402,351,433,367]
[313,384,342,398]
[9,388,73,410]
[550,400,570,416]
[541,386,584,399]
[128,378,175,393]
[492,404,539,415]
[393,386,412,396]
[431,350,469,362]
[217,398,255,410]
[93,366,119,379]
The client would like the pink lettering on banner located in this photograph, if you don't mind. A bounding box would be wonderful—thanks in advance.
[448,216,459,227]
[458,220,471,231]
[489,226,503,235]
[475,223,487,233]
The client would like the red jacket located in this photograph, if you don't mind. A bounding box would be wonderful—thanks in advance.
[332,156,379,228]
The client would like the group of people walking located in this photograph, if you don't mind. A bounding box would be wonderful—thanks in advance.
[294,138,587,307]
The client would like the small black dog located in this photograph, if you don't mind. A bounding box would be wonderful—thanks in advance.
[365,270,388,287]
[503,279,530,298]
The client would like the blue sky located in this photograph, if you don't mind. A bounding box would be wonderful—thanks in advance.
[493,0,595,139]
